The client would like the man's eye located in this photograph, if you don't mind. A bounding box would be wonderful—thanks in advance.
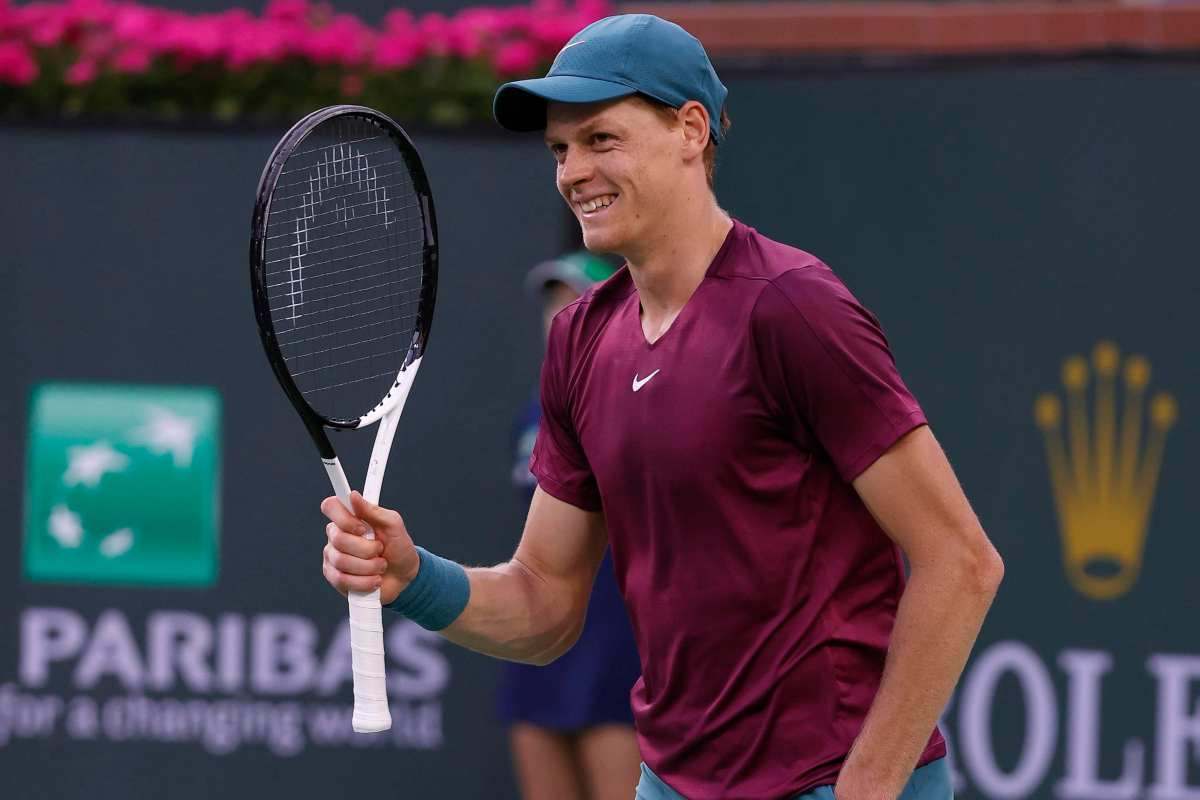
[593,133,612,144]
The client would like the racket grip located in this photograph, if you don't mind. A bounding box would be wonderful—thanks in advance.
[323,457,392,733]
[348,588,391,733]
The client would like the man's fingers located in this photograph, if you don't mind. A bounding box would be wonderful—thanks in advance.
[324,543,387,576]
[326,523,383,559]
[323,559,382,595]
[319,495,369,535]
[350,491,405,532]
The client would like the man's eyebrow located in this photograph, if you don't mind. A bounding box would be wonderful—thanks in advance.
[578,117,620,136]
[544,117,622,146]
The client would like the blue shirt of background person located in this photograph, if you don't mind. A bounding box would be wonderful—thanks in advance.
[498,252,643,800]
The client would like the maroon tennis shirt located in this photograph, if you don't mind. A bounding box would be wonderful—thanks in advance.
[530,219,946,799]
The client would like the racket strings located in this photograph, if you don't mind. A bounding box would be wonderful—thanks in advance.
[263,115,428,422]
[261,210,417,253]
[272,286,423,339]
[271,283,422,335]
[264,243,422,290]
[267,162,422,206]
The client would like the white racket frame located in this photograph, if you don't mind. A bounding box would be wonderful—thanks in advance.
[321,355,422,734]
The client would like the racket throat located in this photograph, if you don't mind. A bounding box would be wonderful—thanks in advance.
[362,411,399,504]
[358,356,422,503]
[305,417,337,460]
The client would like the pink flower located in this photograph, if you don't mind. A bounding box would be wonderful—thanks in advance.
[0,40,37,85]
[455,7,507,37]
[112,5,157,40]
[574,0,611,21]
[492,39,538,76]
[65,56,97,84]
[447,16,484,59]
[165,16,224,62]
[80,30,114,58]
[300,15,371,66]
[382,8,413,33]
[113,45,152,73]
[24,9,69,47]
[499,6,533,34]
[379,28,427,70]
[225,19,288,70]
[0,5,15,37]
[420,12,452,57]
[527,16,582,54]
[265,0,307,24]
[374,28,422,70]
[64,0,111,26]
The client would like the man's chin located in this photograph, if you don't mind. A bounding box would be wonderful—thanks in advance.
[580,225,623,256]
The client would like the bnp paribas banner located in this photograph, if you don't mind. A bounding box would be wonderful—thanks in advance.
[940,342,1192,800]
[3,383,449,758]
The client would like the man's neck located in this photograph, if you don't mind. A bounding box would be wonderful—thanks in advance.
[625,203,733,337]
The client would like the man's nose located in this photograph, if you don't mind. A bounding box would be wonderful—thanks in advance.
[559,148,594,192]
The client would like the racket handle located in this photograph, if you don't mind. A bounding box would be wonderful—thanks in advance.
[323,456,392,733]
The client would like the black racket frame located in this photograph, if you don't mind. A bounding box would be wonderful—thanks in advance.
[249,105,439,459]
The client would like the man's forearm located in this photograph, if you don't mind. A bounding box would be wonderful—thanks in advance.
[437,558,586,665]
[838,548,1003,798]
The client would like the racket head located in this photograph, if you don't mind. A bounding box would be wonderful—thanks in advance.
[249,105,438,455]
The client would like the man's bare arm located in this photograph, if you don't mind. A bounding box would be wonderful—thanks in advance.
[321,487,607,666]
[836,425,1004,800]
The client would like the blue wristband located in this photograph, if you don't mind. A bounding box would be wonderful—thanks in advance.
[384,546,470,631]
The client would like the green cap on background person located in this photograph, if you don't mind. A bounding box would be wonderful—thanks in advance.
[525,251,617,297]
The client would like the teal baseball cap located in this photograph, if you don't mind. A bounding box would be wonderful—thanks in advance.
[493,14,728,144]
[525,252,617,297]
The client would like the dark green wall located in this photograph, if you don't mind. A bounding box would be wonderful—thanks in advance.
[2,58,1198,799]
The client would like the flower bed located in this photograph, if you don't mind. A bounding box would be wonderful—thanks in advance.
[0,0,608,125]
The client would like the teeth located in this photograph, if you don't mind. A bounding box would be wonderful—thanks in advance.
[581,194,615,213]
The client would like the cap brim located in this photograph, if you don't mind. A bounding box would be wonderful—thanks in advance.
[493,75,637,133]
[524,261,590,297]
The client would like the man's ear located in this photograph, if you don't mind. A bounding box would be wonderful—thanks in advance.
[677,100,711,159]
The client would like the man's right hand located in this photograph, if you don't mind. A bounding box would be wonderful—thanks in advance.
[321,491,420,606]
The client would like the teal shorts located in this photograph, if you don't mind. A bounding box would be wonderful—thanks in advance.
[635,757,952,800]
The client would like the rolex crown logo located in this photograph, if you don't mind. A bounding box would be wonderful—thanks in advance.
[1035,342,1177,600]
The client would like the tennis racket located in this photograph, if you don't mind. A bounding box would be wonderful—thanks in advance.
[249,105,438,733]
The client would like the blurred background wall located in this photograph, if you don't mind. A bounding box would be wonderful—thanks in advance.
[2,2,1199,798]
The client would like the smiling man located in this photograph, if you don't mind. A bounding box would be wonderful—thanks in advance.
[320,14,1003,800]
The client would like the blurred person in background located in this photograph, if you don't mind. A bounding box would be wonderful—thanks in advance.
[501,251,641,800]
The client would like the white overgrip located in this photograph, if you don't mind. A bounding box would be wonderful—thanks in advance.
[323,456,391,733]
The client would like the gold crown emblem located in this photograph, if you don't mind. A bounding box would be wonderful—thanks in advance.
[1035,342,1177,600]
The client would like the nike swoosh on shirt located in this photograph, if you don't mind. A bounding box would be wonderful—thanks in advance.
[632,370,661,392]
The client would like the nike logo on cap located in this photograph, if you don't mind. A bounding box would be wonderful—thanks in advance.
[552,39,586,67]
[632,370,660,392]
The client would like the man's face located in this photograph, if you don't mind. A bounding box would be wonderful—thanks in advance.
[545,97,682,255]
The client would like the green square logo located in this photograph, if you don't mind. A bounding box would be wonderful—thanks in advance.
[23,383,221,586]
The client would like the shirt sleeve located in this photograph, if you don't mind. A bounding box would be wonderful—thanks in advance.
[751,265,927,482]
[529,310,603,512]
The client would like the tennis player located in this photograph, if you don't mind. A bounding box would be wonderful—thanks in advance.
[321,14,1003,799]
[501,252,641,800]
